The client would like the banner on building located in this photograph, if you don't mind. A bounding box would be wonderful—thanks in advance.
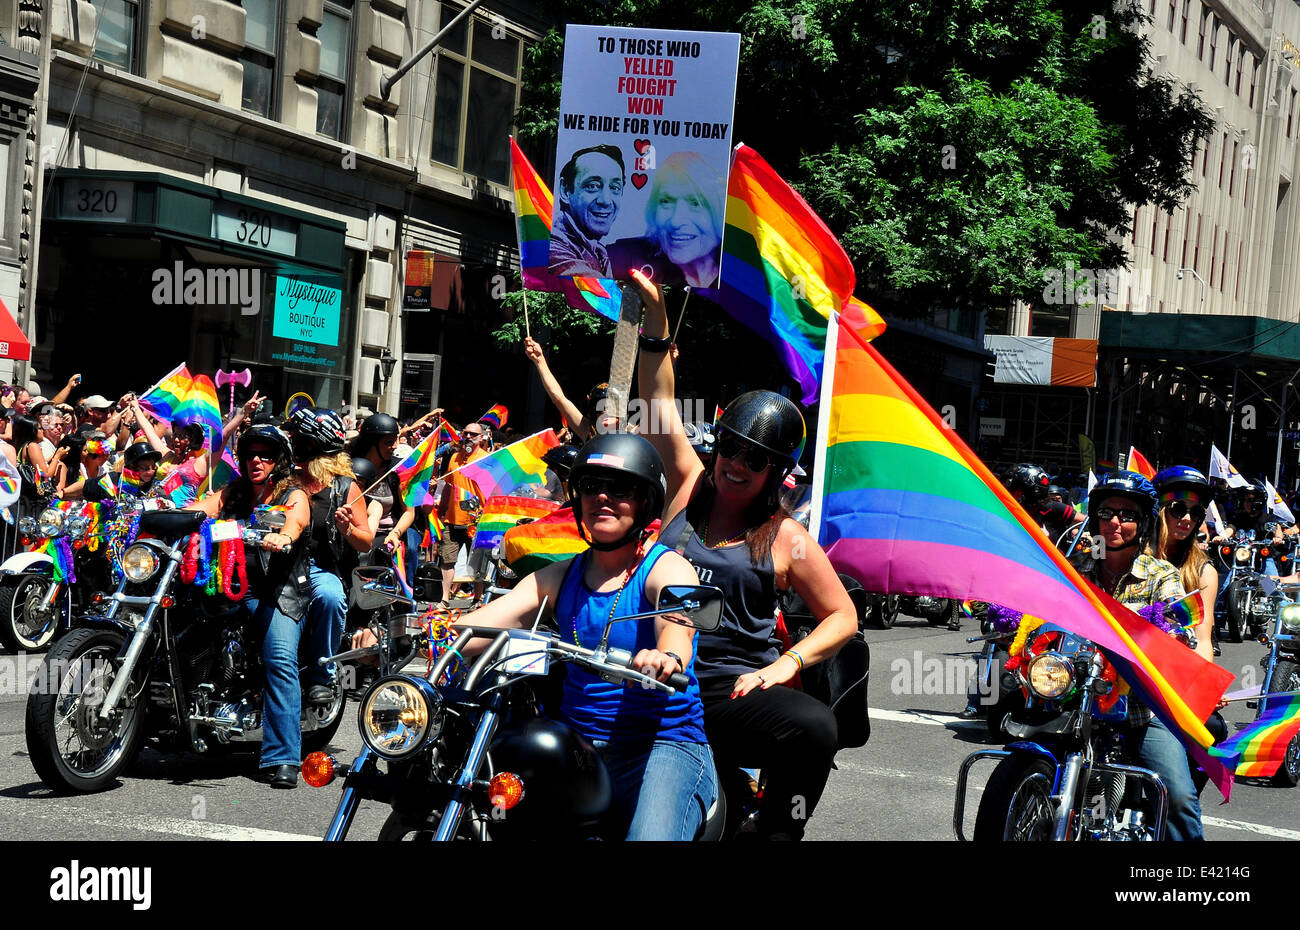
[404,250,458,312]
[984,336,1098,387]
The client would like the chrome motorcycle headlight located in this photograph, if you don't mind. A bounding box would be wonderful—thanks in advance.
[18,516,37,536]
[496,560,517,581]
[121,544,160,583]
[65,515,91,541]
[1235,547,1251,564]
[358,676,443,759]
[1281,603,1300,634]
[1027,652,1075,700]
[38,508,65,538]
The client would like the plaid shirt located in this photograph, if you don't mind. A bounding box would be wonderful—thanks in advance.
[1078,552,1185,726]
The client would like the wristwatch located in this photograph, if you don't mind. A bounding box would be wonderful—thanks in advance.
[664,651,686,672]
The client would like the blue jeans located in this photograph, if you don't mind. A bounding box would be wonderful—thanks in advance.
[244,594,311,769]
[593,739,718,841]
[307,560,346,687]
[1129,716,1204,841]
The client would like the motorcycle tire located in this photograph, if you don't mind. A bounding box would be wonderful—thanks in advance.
[25,627,147,794]
[301,684,348,754]
[1267,660,1300,788]
[872,595,899,630]
[973,755,1059,841]
[1225,578,1248,644]
[377,809,477,841]
[0,575,69,653]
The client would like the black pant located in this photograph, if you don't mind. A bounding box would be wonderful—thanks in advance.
[700,679,838,839]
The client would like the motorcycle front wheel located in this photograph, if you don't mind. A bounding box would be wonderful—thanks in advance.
[1267,660,1300,788]
[25,627,147,793]
[1225,578,1249,643]
[0,575,69,653]
[377,809,479,841]
[872,595,899,629]
[973,755,1059,841]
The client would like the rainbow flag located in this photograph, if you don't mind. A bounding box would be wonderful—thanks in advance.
[449,429,561,502]
[394,432,441,507]
[700,144,885,404]
[212,446,240,490]
[181,375,223,453]
[1127,445,1156,480]
[477,404,508,431]
[421,511,445,551]
[1211,693,1300,777]
[137,363,193,424]
[503,505,588,576]
[509,137,620,322]
[437,419,460,447]
[809,313,1237,797]
[390,543,414,599]
[1166,589,1206,633]
[472,496,561,551]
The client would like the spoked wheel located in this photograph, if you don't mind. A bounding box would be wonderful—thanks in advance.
[1267,661,1300,788]
[873,595,899,629]
[974,756,1059,841]
[0,575,68,653]
[1225,579,1249,643]
[25,627,146,793]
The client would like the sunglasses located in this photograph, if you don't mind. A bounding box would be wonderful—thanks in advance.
[577,474,639,500]
[1164,500,1207,522]
[243,448,277,463]
[716,435,774,473]
[463,431,484,440]
[1095,506,1142,524]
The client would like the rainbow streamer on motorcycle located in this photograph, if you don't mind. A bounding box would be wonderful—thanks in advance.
[811,313,1238,798]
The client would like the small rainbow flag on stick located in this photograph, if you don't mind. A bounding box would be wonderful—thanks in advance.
[445,429,561,502]
[477,404,508,431]
[472,496,561,551]
[503,505,588,576]
[394,432,443,507]
[510,137,620,322]
[1166,589,1207,633]
[1211,693,1300,777]
[1127,445,1156,480]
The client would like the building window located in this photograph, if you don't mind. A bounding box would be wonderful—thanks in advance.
[1219,229,1228,292]
[316,0,353,140]
[1249,55,1258,109]
[1208,15,1217,73]
[1234,45,1244,94]
[1132,205,1139,244]
[1201,139,1208,177]
[1180,209,1189,267]
[1167,0,1176,30]
[88,0,140,71]
[1229,139,1238,196]
[1150,210,1158,256]
[1218,131,1227,189]
[241,0,280,118]
[1224,35,1233,86]
[430,2,524,185]
[1289,89,1297,139]
[1235,240,1242,300]
[1209,223,1218,287]
[1163,212,1171,261]
[1180,0,1190,42]
[1197,4,1208,59]
[1193,212,1202,272]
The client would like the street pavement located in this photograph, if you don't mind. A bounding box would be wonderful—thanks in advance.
[0,613,1294,842]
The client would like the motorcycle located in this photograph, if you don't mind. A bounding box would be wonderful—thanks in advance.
[1218,527,1292,643]
[0,499,120,652]
[307,569,728,841]
[24,507,347,793]
[965,618,1024,745]
[1249,590,1300,787]
[954,622,1169,841]
[899,594,962,631]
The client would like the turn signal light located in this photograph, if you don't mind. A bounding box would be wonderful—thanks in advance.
[160,595,176,608]
[1220,546,1231,556]
[1262,548,1271,557]
[301,752,337,788]
[488,772,525,810]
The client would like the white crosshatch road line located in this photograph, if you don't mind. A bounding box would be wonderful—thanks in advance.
[870,708,982,728]
[0,796,318,841]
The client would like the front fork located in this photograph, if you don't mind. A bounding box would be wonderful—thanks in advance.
[324,746,374,842]
[97,551,182,722]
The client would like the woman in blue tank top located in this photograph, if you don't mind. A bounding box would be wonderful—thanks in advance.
[464,433,717,840]
[632,271,859,839]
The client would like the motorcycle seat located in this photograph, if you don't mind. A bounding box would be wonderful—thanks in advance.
[696,788,727,842]
[139,509,207,541]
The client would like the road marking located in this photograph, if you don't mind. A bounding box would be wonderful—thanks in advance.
[871,708,982,728]
[1203,816,1300,840]
[0,796,318,841]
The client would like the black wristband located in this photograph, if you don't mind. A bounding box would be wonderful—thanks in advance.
[638,334,672,353]
[664,651,686,671]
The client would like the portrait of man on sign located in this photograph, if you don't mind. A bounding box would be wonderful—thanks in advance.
[548,144,626,278]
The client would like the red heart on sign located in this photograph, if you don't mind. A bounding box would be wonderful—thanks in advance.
[631,172,648,190]
[633,138,652,155]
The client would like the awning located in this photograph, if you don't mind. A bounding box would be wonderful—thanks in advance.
[0,299,31,361]
[1100,311,1300,364]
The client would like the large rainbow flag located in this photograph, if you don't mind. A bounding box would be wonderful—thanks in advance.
[442,429,560,502]
[810,313,1237,797]
[510,137,620,322]
[394,432,443,507]
[137,364,222,453]
[700,144,885,404]
[503,505,588,576]
[1211,692,1300,777]
[472,496,561,551]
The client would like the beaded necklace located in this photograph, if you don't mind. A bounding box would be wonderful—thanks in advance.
[699,515,746,550]
[571,548,641,648]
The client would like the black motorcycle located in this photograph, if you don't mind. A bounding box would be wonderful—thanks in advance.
[308,570,727,841]
[954,622,1168,841]
[24,508,347,793]
[1218,528,1293,643]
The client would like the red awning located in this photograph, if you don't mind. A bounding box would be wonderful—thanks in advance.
[0,299,31,361]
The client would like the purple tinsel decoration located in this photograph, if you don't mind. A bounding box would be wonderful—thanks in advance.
[1137,601,1177,636]
[987,603,1023,633]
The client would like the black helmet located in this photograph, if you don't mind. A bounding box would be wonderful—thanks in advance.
[684,421,715,456]
[358,413,399,441]
[287,405,346,458]
[350,455,378,489]
[1153,465,1215,506]
[716,391,805,472]
[1005,463,1051,503]
[237,424,291,462]
[567,433,667,551]
[542,444,581,481]
[123,441,162,469]
[1046,484,1068,501]
[1087,470,1158,548]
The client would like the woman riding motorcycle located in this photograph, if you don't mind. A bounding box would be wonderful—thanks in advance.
[465,433,718,840]
[187,424,313,789]
[633,271,857,839]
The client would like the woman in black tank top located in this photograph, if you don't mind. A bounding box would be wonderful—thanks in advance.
[634,271,859,839]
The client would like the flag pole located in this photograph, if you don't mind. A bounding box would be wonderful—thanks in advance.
[670,287,691,344]
[807,311,840,542]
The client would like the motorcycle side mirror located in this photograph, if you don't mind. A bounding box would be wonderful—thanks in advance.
[255,508,288,529]
[656,584,725,632]
[351,566,410,610]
